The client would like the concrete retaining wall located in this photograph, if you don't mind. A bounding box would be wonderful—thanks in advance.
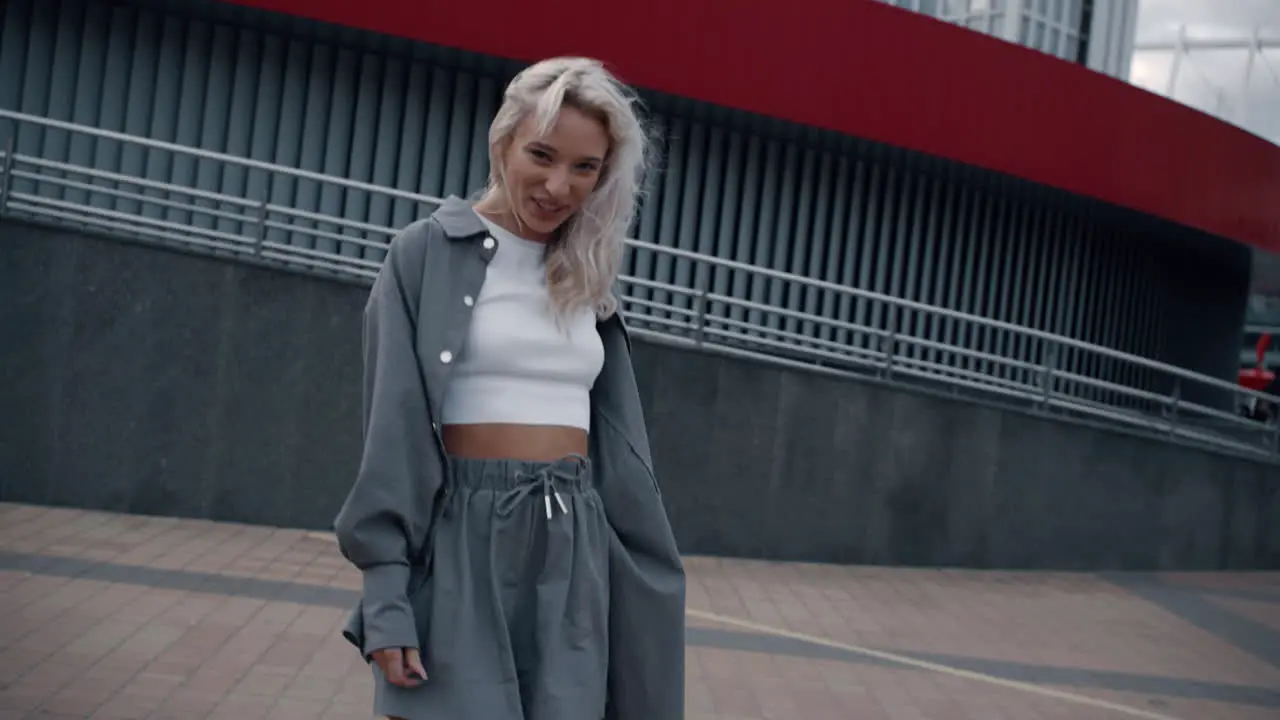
[3,219,1276,570]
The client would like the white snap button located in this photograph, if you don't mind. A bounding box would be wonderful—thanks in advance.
[439,350,453,364]
[463,295,474,307]
[482,237,495,250]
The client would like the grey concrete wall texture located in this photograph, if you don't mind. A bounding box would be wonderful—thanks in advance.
[3,221,1276,571]
[0,0,1257,410]
[0,220,368,530]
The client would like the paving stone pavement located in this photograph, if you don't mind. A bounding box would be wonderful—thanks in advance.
[0,502,1277,719]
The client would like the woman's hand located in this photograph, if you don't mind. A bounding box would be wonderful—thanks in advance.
[372,647,427,688]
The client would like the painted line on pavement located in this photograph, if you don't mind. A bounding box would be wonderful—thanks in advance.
[686,607,1184,720]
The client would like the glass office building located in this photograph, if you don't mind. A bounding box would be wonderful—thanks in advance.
[879,0,1139,78]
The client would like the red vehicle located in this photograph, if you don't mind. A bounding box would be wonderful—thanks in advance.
[1239,333,1276,421]
[1240,333,1275,390]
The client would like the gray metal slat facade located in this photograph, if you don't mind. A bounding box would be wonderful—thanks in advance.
[1,0,1252,401]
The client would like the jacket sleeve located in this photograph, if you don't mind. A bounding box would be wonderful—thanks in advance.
[593,319,687,720]
[598,420,687,720]
[333,221,438,658]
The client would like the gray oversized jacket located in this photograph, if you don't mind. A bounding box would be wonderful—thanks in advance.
[333,196,687,719]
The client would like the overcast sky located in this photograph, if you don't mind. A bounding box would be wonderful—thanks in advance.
[1129,0,1280,144]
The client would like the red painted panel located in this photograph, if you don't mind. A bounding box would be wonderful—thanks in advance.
[218,0,1280,253]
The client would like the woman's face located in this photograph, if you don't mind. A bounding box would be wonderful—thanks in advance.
[499,105,610,242]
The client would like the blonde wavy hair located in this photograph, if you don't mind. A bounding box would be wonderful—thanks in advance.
[480,57,653,320]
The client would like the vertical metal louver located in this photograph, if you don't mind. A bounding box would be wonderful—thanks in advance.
[0,0,1222,400]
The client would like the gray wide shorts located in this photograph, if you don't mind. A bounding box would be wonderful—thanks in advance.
[373,454,610,720]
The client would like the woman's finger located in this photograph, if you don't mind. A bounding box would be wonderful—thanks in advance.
[404,648,428,682]
[377,648,412,688]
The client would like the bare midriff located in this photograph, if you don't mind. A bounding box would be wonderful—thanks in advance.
[442,423,588,462]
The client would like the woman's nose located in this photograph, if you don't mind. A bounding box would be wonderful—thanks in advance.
[543,167,571,197]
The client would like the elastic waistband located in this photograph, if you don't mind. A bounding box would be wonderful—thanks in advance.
[447,453,592,491]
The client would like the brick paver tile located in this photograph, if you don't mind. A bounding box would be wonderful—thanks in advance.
[1211,596,1280,633]
[684,556,1280,691]
[3,503,1278,720]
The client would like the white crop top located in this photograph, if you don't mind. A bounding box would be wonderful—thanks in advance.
[438,212,605,431]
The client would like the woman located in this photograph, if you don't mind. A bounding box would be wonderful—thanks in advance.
[333,57,687,720]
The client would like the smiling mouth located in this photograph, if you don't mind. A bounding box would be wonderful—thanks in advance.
[532,198,565,214]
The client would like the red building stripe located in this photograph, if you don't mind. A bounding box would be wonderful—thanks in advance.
[219,0,1280,253]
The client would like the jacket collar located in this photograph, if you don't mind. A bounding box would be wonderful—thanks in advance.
[431,195,488,240]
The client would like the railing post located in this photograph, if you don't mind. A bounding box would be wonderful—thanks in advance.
[1166,379,1181,436]
[693,290,708,346]
[881,311,897,381]
[0,132,15,217]
[881,332,897,380]
[254,199,268,256]
[1038,342,1058,411]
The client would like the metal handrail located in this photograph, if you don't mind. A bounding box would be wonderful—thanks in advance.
[2,109,1278,458]
[4,109,1269,404]
[0,110,441,206]
[0,108,1268,399]
[624,236,1275,402]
